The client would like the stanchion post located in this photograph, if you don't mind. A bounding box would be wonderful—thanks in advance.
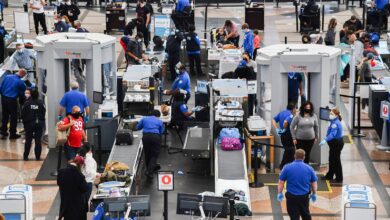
[164,190,168,220]
[285,36,287,44]
[295,2,299,32]
[229,199,235,220]
[362,4,366,29]
[204,4,208,39]
[250,143,265,188]
[321,4,325,32]
[97,125,104,171]
[51,145,63,176]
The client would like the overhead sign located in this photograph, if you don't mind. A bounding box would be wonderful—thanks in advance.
[158,171,174,191]
[380,101,390,120]
[289,64,308,72]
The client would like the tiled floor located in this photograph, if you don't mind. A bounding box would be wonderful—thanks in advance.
[0,1,389,219]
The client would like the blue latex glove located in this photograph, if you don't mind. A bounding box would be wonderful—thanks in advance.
[84,116,89,123]
[319,140,327,146]
[311,193,317,203]
[276,128,281,136]
[278,128,286,135]
[58,115,63,121]
[277,192,284,202]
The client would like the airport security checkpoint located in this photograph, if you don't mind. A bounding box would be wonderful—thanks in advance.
[1,0,390,219]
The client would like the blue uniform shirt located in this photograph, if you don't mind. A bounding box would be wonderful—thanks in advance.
[325,118,343,142]
[187,34,201,55]
[172,71,191,95]
[375,0,387,9]
[176,0,189,12]
[0,74,26,99]
[179,103,192,119]
[273,109,294,133]
[136,116,164,135]
[279,160,318,196]
[287,72,302,100]
[59,89,90,114]
[242,30,254,58]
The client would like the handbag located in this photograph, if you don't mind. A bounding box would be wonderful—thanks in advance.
[218,127,240,144]
[56,117,70,146]
[221,137,242,151]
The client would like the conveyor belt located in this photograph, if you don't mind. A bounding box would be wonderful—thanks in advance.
[216,144,245,180]
[107,130,143,176]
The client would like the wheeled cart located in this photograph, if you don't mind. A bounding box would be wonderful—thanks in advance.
[0,184,33,220]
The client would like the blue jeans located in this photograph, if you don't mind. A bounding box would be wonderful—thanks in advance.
[64,145,78,161]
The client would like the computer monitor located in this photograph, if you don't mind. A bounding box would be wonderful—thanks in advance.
[176,193,202,216]
[203,196,229,218]
[319,107,331,121]
[93,91,104,104]
[103,195,151,216]
[197,80,208,94]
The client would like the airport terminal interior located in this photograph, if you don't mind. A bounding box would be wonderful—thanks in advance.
[0,0,390,219]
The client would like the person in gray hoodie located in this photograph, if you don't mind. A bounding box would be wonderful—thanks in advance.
[290,101,319,164]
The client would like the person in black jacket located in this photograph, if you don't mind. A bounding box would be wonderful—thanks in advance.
[57,0,80,24]
[22,88,45,161]
[165,30,183,80]
[57,156,88,220]
[186,25,203,76]
[233,60,256,116]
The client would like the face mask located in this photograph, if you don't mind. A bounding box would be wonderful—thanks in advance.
[304,109,311,113]
[62,19,66,22]
[72,112,81,119]
[329,114,337,120]
[66,1,71,5]
[175,69,180,75]
[17,49,23,53]
[137,39,142,43]
[25,93,31,99]
[244,29,249,33]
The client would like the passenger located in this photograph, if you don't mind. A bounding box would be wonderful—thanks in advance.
[136,110,164,179]
[0,69,27,139]
[324,18,337,46]
[57,155,88,220]
[290,101,319,164]
[277,149,318,220]
[78,143,100,211]
[253,29,261,60]
[343,15,364,37]
[272,102,297,170]
[58,105,87,161]
[74,20,89,33]
[287,72,303,106]
[165,30,183,80]
[9,43,36,82]
[186,25,203,76]
[29,0,48,35]
[242,52,257,73]
[126,32,149,65]
[58,81,90,122]
[320,108,344,184]
[171,0,190,30]
[222,20,240,47]
[241,23,254,59]
[22,88,45,161]
[136,0,151,47]
[358,53,375,111]
[164,63,191,104]
[57,0,80,24]
[152,36,165,52]
[53,14,71,32]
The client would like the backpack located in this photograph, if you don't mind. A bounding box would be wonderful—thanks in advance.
[221,137,242,151]
[218,127,240,144]
[56,116,70,146]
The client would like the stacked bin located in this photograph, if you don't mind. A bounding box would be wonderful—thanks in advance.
[0,185,33,220]
[342,184,376,220]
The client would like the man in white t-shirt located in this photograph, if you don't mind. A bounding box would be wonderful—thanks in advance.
[29,0,47,35]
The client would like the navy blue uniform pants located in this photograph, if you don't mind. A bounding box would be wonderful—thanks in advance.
[286,192,312,220]
[326,138,344,181]
[142,133,161,174]
[24,122,44,160]
[1,96,18,136]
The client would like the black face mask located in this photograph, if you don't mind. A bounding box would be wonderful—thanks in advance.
[72,112,81,119]
[304,109,311,113]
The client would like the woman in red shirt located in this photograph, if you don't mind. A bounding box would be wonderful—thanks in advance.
[253,29,261,60]
[58,105,87,161]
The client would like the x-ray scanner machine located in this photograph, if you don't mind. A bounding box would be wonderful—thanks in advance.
[256,44,342,165]
[34,33,117,148]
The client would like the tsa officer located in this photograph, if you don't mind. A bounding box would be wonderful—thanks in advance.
[164,63,191,104]
[272,102,296,170]
[319,108,344,184]
[171,92,199,122]
[136,110,164,179]
[277,149,318,220]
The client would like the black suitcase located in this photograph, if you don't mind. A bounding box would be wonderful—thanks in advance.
[115,129,134,145]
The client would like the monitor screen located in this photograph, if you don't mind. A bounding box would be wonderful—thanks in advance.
[319,107,331,121]
[93,91,103,104]
[176,193,202,216]
[203,196,228,218]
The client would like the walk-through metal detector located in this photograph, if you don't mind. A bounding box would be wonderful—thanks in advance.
[256,44,341,166]
[34,33,117,148]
